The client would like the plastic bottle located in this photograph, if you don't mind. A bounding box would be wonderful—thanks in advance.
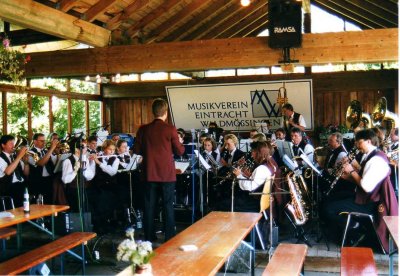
[136,210,142,229]
[23,187,30,214]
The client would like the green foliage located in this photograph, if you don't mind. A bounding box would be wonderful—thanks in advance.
[7,94,28,136]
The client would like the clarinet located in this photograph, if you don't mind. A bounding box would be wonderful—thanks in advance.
[325,147,358,196]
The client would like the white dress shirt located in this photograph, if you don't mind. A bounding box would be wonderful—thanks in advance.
[61,155,95,184]
[237,164,274,191]
[0,152,25,183]
[359,146,390,193]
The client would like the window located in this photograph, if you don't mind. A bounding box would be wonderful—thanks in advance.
[7,93,27,135]
[31,95,50,134]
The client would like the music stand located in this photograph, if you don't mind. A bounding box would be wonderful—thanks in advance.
[123,154,141,229]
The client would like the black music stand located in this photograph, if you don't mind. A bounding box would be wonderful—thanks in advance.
[123,155,141,229]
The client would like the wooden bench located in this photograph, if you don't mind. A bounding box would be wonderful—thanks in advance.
[341,247,378,276]
[263,243,308,276]
[0,231,96,275]
[0,227,16,251]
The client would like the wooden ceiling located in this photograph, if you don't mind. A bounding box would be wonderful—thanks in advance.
[0,0,397,48]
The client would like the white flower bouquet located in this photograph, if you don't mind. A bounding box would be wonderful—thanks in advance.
[117,228,155,273]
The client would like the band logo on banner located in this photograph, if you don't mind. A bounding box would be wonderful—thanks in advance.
[166,79,313,131]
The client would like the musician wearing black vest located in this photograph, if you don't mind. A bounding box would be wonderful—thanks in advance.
[282,103,306,141]
[90,139,120,233]
[116,139,142,222]
[321,132,356,200]
[87,136,98,155]
[28,133,58,204]
[322,129,398,250]
[61,139,95,212]
[0,135,29,207]
[290,127,314,167]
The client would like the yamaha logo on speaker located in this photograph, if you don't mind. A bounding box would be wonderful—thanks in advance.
[273,26,297,33]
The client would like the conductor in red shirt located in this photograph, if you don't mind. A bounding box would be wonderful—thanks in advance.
[135,98,185,242]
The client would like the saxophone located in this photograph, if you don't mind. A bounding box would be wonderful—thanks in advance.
[285,172,310,225]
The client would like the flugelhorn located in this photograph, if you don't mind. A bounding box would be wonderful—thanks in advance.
[13,136,39,162]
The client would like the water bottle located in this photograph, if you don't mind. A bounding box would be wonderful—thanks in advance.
[23,187,30,214]
[136,210,142,229]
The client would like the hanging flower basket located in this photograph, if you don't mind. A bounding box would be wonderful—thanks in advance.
[0,37,30,85]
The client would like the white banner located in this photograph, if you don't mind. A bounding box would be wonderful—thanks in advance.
[166,79,313,131]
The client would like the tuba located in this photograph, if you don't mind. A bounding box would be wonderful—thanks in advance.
[345,100,371,129]
[371,97,398,132]
[285,172,310,225]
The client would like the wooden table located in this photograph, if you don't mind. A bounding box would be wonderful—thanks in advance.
[383,216,398,276]
[0,204,69,249]
[118,211,262,276]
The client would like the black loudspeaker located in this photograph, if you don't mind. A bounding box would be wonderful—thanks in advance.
[268,0,302,49]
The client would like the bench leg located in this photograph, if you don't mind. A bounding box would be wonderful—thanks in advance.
[250,227,255,276]
[255,223,265,250]
[389,235,394,276]
[60,253,64,275]
[81,243,86,275]
[2,239,5,252]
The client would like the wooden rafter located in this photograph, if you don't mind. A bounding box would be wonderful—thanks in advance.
[0,29,62,46]
[57,0,79,12]
[0,0,110,47]
[363,0,398,16]
[145,0,210,44]
[126,0,181,38]
[161,0,234,42]
[346,0,397,25]
[232,15,268,38]
[225,7,268,38]
[24,28,398,77]
[205,1,267,40]
[313,0,380,29]
[182,2,245,41]
[106,0,151,31]
[334,0,396,27]
[84,0,119,22]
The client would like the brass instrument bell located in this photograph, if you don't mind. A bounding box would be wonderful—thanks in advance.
[371,97,399,131]
[345,100,371,129]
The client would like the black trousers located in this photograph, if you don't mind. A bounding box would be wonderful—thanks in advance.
[321,196,377,239]
[144,182,176,242]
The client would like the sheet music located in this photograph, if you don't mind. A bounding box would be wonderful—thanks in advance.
[300,153,322,176]
[54,153,72,173]
[118,155,141,172]
[239,139,252,152]
[275,140,284,158]
[282,141,294,159]
[175,161,191,174]
[193,150,211,171]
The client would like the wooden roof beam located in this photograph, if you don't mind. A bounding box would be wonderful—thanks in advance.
[363,0,398,16]
[57,0,79,12]
[0,29,63,46]
[332,0,396,27]
[161,0,234,42]
[313,0,381,29]
[347,0,397,25]
[145,0,210,44]
[232,15,268,38]
[201,0,266,40]
[182,2,245,41]
[0,0,110,47]
[106,0,150,31]
[215,5,268,38]
[83,0,119,22]
[25,28,398,77]
[127,0,181,38]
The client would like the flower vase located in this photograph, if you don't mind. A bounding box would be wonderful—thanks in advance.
[134,263,153,275]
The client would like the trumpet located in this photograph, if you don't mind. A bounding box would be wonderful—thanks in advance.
[13,136,40,163]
